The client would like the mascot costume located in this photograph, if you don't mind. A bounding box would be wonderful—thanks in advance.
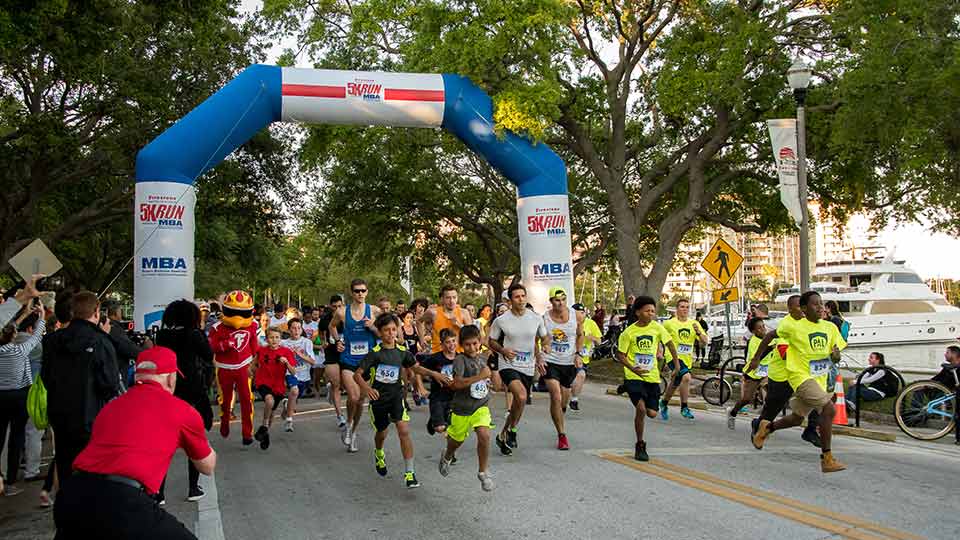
[208,290,259,444]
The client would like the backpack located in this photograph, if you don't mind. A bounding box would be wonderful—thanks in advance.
[840,320,850,341]
[27,375,48,430]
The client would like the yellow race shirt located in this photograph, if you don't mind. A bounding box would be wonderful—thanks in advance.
[662,317,699,369]
[744,335,778,379]
[618,320,673,383]
[579,318,602,364]
[766,316,800,383]
[777,317,847,390]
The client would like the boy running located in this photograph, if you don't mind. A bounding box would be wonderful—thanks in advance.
[747,291,847,473]
[252,328,297,450]
[354,313,432,488]
[419,328,457,435]
[280,318,316,432]
[726,317,775,429]
[659,298,708,420]
[438,325,495,491]
[615,296,679,462]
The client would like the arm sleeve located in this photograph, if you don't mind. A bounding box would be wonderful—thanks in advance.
[859,370,886,385]
[357,352,375,379]
[208,328,228,353]
[452,356,465,378]
[488,319,502,341]
[179,406,213,461]
[40,334,55,391]
[402,350,417,368]
[94,339,121,398]
[617,330,630,355]
[284,349,297,368]
[659,325,673,345]
[831,325,848,351]
[537,317,548,338]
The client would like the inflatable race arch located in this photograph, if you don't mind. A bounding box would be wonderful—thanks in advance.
[134,65,572,330]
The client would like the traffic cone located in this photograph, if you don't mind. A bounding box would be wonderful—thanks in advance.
[833,373,849,426]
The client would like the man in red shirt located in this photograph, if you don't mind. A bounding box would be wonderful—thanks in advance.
[53,346,216,539]
[208,289,259,445]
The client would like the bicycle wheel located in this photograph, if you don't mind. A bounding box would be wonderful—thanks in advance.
[700,376,731,406]
[894,381,956,440]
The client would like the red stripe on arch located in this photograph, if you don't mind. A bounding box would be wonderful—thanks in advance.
[282,84,346,98]
[384,89,445,102]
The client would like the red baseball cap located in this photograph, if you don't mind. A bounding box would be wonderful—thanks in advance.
[135,346,184,378]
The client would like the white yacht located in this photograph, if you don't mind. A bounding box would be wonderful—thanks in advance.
[774,256,960,372]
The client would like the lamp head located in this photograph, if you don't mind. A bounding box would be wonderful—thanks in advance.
[787,59,812,90]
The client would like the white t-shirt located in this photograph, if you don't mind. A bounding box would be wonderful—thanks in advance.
[489,309,547,377]
[302,321,319,339]
[543,307,578,366]
[269,315,287,328]
[282,337,316,381]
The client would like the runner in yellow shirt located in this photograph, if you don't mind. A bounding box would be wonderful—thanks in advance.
[616,296,679,462]
[746,291,848,473]
[569,303,602,412]
[659,298,708,420]
[726,317,776,429]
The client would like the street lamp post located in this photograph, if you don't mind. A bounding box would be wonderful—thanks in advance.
[788,59,813,292]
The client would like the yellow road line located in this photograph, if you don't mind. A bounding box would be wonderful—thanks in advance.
[599,453,923,540]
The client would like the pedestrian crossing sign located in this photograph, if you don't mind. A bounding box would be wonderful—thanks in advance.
[701,238,743,286]
[712,287,739,305]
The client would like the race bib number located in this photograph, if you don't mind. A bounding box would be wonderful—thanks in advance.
[551,341,570,354]
[441,364,454,378]
[809,358,831,377]
[633,353,654,369]
[513,351,533,369]
[677,344,693,355]
[754,364,769,378]
[350,342,369,357]
[375,364,400,384]
[470,380,489,399]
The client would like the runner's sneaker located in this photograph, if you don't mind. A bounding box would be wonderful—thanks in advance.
[156,495,166,506]
[375,449,387,477]
[659,399,669,420]
[634,441,649,462]
[820,451,846,473]
[341,427,352,447]
[801,426,822,448]
[242,437,254,447]
[337,415,347,431]
[478,472,494,492]
[680,407,695,420]
[280,398,289,420]
[186,486,205,502]
[439,454,452,477]
[404,472,421,488]
[569,398,580,411]
[557,433,570,450]
[3,485,23,497]
[259,431,270,450]
[495,433,513,456]
[284,418,294,432]
[752,419,771,450]
[725,407,736,430]
[349,433,359,453]
[254,425,268,442]
[507,428,518,448]
[219,422,229,439]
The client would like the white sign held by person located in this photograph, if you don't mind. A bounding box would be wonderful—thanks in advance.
[767,119,803,226]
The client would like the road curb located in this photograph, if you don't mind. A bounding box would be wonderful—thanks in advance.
[832,425,897,442]
[604,387,708,410]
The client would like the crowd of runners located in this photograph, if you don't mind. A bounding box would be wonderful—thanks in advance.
[204,277,853,496]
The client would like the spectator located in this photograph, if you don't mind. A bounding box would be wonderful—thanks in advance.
[933,345,960,390]
[591,302,606,333]
[16,311,45,482]
[0,301,45,496]
[825,300,850,340]
[624,295,637,325]
[846,352,899,411]
[155,300,215,503]
[695,311,709,362]
[41,290,121,483]
[0,274,44,328]
[205,301,221,335]
[103,300,144,385]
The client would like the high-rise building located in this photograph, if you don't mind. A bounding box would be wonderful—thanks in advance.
[810,202,886,263]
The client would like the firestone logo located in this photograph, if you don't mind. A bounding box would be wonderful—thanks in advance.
[347,79,382,101]
[526,207,567,237]
[139,203,184,229]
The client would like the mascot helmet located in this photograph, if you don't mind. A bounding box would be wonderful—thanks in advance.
[221,290,254,329]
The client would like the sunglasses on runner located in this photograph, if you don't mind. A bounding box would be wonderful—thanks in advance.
[352,288,367,294]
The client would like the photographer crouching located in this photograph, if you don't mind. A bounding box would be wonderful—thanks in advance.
[53,346,216,539]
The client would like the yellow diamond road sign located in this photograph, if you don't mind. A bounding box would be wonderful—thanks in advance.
[701,238,743,286]
[712,287,739,305]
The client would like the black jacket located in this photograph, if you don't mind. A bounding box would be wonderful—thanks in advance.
[156,326,215,429]
[108,321,143,368]
[41,320,121,436]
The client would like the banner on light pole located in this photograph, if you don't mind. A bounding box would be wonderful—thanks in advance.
[767,119,803,226]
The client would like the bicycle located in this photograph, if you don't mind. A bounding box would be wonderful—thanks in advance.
[894,364,958,441]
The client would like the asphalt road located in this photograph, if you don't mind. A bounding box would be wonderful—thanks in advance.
[163,382,959,540]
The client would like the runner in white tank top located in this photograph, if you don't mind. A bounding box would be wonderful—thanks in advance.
[540,287,583,450]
